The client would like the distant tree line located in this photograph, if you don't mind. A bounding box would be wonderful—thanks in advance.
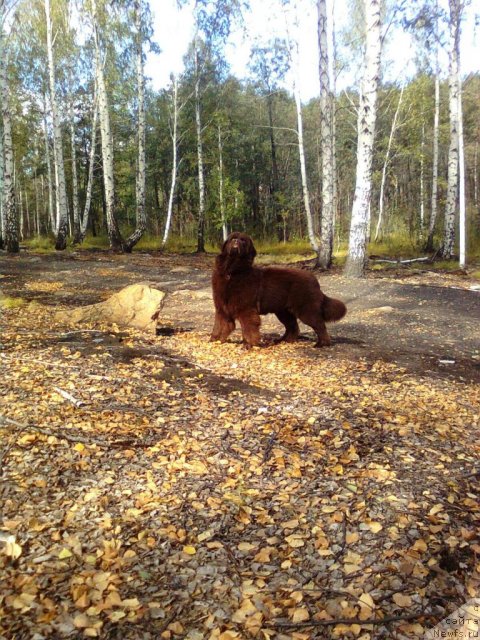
[0,0,477,276]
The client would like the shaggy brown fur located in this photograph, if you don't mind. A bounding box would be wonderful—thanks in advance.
[210,232,346,348]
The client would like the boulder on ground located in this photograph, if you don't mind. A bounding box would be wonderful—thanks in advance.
[56,283,165,332]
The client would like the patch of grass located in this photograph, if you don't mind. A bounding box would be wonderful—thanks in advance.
[24,236,56,253]
[471,270,480,280]
[0,296,27,308]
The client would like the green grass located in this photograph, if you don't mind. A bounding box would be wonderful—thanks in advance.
[0,296,27,308]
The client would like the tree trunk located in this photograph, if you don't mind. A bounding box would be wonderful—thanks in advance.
[426,66,440,251]
[344,0,381,278]
[0,19,18,253]
[419,121,425,235]
[69,99,80,242]
[125,0,147,253]
[218,123,227,241]
[285,4,319,261]
[317,0,335,269]
[442,0,461,260]
[458,70,465,268]
[162,75,179,248]
[375,84,404,242]
[267,93,282,241]
[75,94,97,244]
[194,43,206,253]
[0,82,4,248]
[45,0,69,250]
[41,95,56,234]
[92,0,124,251]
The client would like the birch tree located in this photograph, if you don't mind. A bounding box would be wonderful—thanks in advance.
[344,0,382,278]
[91,0,124,251]
[0,0,18,253]
[317,0,335,268]
[458,69,465,268]
[125,0,146,252]
[284,0,320,262]
[45,0,69,250]
[193,35,207,252]
[374,83,405,242]
[162,74,182,248]
[442,0,462,259]
[74,90,98,244]
[426,62,440,250]
[192,0,243,252]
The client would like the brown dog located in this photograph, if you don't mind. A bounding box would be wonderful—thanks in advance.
[210,232,346,348]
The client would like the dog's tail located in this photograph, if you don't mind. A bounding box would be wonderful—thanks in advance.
[322,296,347,322]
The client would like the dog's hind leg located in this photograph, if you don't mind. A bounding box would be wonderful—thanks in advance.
[275,310,300,343]
[238,309,261,348]
[298,309,331,347]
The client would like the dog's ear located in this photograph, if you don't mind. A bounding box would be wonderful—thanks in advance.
[221,235,232,254]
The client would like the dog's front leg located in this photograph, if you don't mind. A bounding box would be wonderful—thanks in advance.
[210,311,235,342]
[238,310,261,348]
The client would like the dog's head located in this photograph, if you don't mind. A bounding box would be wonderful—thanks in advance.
[222,232,257,261]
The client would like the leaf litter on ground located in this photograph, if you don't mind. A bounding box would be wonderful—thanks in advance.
[0,283,479,639]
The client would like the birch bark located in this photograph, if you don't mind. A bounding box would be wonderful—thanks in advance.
[218,123,227,241]
[69,99,80,242]
[344,0,381,278]
[0,7,18,253]
[285,3,319,261]
[458,71,465,268]
[426,68,440,251]
[162,75,179,248]
[442,0,461,259]
[125,0,146,252]
[92,0,124,251]
[374,84,404,242]
[318,0,335,269]
[194,40,206,253]
[45,0,69,250]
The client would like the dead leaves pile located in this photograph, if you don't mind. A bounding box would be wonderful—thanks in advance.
[1,302,479,640]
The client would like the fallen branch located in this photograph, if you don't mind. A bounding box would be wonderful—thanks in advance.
[370,256,432,265]
[53,386,85,408]
[271,611,425,629]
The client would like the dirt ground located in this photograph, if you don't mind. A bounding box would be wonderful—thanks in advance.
[0,250,479,640]
[1,250,478,382]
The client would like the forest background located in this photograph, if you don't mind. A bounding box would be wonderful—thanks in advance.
[0,0,479,276]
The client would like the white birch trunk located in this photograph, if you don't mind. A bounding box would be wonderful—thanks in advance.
[285,3,319,259]
[42,96,56,234]
[69,99,80,241]
[125,0,146,252]
[194,41,206,253]
[442,0,461,259]
[458,71,465,268]
[0,95,4,245]
[345,0,381,278]
[473,141,478,209]
[0,15,18,253]
[374,83,404,243]
[218,123,227,241]
[427,66,440,251]
[420,121,425,233]
[92,0,123,251]
[77,96,98,243]
[45,0,69,250]
[162,75,179,248]
[318,0,335,268]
